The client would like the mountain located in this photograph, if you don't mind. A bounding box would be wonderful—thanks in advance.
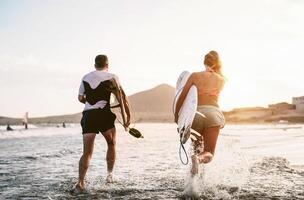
[0,84,176,125]
[2,84,304,125]
[127,83,175,122]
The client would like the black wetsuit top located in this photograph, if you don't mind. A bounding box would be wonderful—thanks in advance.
[83,80,113,106]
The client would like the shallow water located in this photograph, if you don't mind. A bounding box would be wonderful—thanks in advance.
[0,123,304,199]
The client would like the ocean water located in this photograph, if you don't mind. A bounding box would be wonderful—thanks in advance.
[0,123,303,200]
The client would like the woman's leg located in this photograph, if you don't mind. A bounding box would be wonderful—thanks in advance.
[190,135,203,175]
[198,126,220,163]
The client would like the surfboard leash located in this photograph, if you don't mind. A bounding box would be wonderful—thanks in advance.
[179,142,189,165]
[173,87,189,165]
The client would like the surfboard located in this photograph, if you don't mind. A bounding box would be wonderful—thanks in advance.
[173,71,200,144]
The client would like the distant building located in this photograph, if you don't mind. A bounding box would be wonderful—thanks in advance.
[231,107,270,118]
[292,96,304,113]
[268,102,295,112]
[232,107,268,112]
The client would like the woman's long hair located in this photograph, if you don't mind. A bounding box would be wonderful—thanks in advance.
[204,50,223,76]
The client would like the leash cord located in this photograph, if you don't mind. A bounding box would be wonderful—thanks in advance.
[179,142,189,165]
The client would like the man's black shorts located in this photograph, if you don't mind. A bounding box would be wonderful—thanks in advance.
[81,108,116,134]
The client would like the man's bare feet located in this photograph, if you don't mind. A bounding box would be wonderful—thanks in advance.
[71,182,85,194]
[106,173,114,183]
[197,151,213,164]
[191,155,199,176]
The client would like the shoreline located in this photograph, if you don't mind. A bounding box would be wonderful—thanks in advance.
[1,111,304,126]
[1,121,304,126]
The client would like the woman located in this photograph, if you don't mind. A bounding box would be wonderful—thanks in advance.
[174,50,225,174]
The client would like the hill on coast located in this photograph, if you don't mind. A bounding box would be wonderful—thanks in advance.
[127,84,175,122]
[1,83,304,125]
[0,84,176,125]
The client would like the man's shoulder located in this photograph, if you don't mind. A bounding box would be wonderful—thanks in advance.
[82,71,96,80]
[106,72,119,79]
[87,72,119,86]
[81,70,120,83]
[82,70,116,78]
[103,72,119,82]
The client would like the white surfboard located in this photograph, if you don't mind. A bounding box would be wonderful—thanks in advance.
[173,71,202,144]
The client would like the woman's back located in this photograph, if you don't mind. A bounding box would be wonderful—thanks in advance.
[192,71,224,107]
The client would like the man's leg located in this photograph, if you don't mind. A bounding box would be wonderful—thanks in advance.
[102,127,116,182]
[76,133,96,189]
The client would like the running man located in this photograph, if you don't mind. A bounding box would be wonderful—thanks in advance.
[75,55,130,192]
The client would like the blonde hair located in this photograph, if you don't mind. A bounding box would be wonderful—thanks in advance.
[204,50,223,76]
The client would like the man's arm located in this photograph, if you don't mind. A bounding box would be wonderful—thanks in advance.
[78,79,86,104]
[110,77,131,128]
[121,88,131,127]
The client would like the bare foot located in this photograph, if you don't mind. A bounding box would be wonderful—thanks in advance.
[198,152,213,164]
[71,182,85,194]
[191,155,199,176]
[106,173,114,183]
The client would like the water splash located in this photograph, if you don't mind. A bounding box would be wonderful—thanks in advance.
[182,137,250,199]
[1,124,304,199]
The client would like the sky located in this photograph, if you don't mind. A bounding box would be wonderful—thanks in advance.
[0,0,304,117]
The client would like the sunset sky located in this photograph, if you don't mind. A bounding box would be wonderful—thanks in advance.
[0,0,303,117]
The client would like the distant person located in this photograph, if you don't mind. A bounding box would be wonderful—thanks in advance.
[6,124,13,131]
[63,122,66,128]
[74,55,130,192]
[22,112,29,129]
[175,50,225,175]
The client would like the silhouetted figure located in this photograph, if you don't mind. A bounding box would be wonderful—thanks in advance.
[7,124,13,131]
[22,112,29,129]
[63,122,66,128]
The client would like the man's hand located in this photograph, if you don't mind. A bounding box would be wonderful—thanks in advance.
[78,95,86,104]
[123,108,131,129]
[125,114,131,127]
[124,121,130,129]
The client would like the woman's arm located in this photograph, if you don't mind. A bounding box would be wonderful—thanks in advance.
[174,73,195,122]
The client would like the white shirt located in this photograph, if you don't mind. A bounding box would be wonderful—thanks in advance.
[79,70,120,111]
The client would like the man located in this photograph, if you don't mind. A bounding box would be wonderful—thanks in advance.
[22,112,28,129]
[75,55,130,192]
